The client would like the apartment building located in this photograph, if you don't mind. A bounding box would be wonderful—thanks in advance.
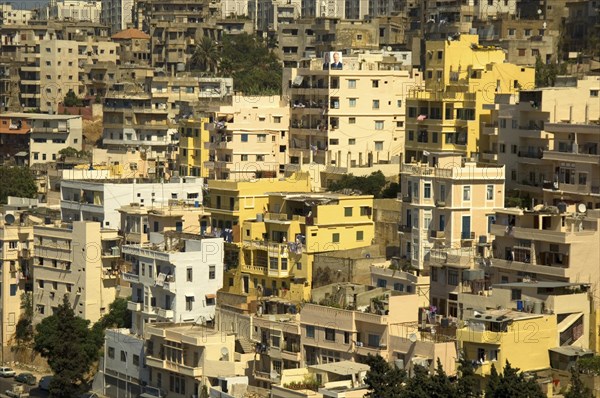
[19,38,118,112]
[111,28,151,66]
[248,0,301,34]
[485,77,600,209]
[118,201,210,245]
[101,0,135,33]
[404,34,534,161]
[143,323,250,397]
[0,114,31,165]
[122,232,224,335]
[0,113,83,166]
[44,0,103,23]
[234,192,375,301]
[0,211,35,351]
[176,116,210,178]
[488,206,600,297]
[283,53,422,177]
[398,153,504,316]
[370,263,430,307]
[0,4,35,25]
[103,328,149,398]
[32,221,122,324]
[205,95,290,180]
[60,176,204,229]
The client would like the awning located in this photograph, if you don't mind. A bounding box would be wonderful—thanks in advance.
[205,294,216,299]
[15,152,27,157]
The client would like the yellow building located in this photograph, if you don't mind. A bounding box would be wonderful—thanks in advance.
[457,309,557,376]
[405,35,535,161]
[176,116,210,178]
[236,193,375,301]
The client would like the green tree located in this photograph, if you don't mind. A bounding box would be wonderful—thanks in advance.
[0,166,37,203]
[456,357,481,398]
[95,298,132,330]
[565,364,593,398]
[486,361,545,398]
[58,147,80,158]
[63,90,83,107]
[190,36,221,74]
[485,363,501,398]
[15,292,34,344]
[401,365,432,398]
[34,295,100,397]
[328,171,389,198]
[364,354,406,398]
[426,359,458,398]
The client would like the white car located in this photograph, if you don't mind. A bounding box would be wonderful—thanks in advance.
[0,367,16,377]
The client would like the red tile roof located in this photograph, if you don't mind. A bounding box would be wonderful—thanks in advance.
[111,28,150,40]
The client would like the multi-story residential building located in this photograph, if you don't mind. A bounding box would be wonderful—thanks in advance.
[485,77,600,209]
[373,198,402,258]
[143,323,250,396]
[60,176,204,229]
[284,53,421,178]
[18,38,118,112]
[102,328,149,398]
[176,116,210,178]
[101,0,135,33]
[234,192,375,301]
[488,205,600,298]
[32,221,122,324]
[404,34,534,161]
[0,114,31,165]
[0,113,83,166]
[122,232,224,335]
[563,0,600,56]
[118,201,210,245]
[370,263,430,306]
[0,211,35,353]
[0,4,35,25]
[398,153,505,316]
[44,0,103,23]
[111,28,151,65]
[249,0,302,34]
[205,95,290,180]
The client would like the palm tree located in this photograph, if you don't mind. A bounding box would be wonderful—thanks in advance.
[190,36,220,74]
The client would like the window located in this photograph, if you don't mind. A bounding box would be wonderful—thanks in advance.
[448,270,459,286]
[121,350,127,362]
[348,138,356,145]
[348,79,356,88]
[374,141,383,151]
[511,170,517,181]
[377,279,387,288]
[518,49,525,56]
[241,133,248,142]
[368,334,381,347]
[508,28,515,36]
[524,29,531,36]
[591,90,599,97]
[206,296,215,306]
[306,325,315,338]
[375,121,384,130]
[397,100,402,108]
[209,265,216,279]
[241,154,248,161]
[424,183,431,199]
[332,233,340,243]
[579,173,587,185]
[133,354,140,366]
[349,117,356,124]
[532,49,540,57]
[325,328,335,341]
[431,267,438,282]
[372,80,379,88]
[511,289,522,300]
[372,100,380,109]
[432,132,438,143]
[257,134,266,142]
[344,207,353,217]
[274,116,281,123]
[463,186,471,201]
[349,98,357,107]
[356,231,364,241]
[344,332,350,344]
[186,296,194,311]
[186,267,192,282]
[408,131,414,141]
[108,347,115,359]
[486,185,494,200]
[256,155,265,161]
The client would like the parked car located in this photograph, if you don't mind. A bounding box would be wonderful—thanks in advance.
[15,372,36,385]
[38,375,53,391]
[5,384,29,398]
[0,367,16,377]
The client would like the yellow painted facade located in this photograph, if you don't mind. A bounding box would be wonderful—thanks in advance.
[405,35,535,161]
[457,311,557,376]
[236,193,376,301]
[176,117,210,178]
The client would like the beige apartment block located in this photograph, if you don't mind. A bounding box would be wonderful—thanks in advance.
[485,77,600,209]
[205,95,290,180]
[488,206,600,300]
[111,28,151,66]
[143,323,250,395]
[32,221,122,325]
[0,4,35,25]
[283,53,422,179]
[0,211,35,350]
[44,0,102,23]
[398,154,504,317]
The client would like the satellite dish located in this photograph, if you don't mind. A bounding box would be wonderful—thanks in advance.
[4,213,15,225]
[221,347,229,360]
[577,203,587,213]
[386,46,392,51]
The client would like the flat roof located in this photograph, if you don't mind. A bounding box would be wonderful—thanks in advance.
[549,346,594,357]
[147,322,225,338]
[309,361,370,375]
[493,282,590,289]
[470,309,543,323]
[2,112,80,120]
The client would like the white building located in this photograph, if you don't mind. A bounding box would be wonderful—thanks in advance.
[60,176,204,229]
[101,0,134,34]
[122,232,224,336]
[44,0,102,22]
[102,328,149,398]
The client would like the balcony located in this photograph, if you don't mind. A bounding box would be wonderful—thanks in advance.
[490,223,595,244]
[481,152,498,162]
[121,272,139,283]
[543,150,600,165]
[482,124,498,135]
[156,307,174,319]
[127,301,143,311]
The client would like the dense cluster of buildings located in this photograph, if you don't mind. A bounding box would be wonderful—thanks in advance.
[0,0,599,397]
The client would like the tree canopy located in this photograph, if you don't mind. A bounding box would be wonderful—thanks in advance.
[0,166,37,204]
[63,90,83,107]
[328,171,399,198]
[565,364,593,398]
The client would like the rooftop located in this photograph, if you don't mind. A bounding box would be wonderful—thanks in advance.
[493,282,590,289]
[146,322,227,338]
[111,28,150,40]
[1,112,81,120]
[469,309,544,323]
